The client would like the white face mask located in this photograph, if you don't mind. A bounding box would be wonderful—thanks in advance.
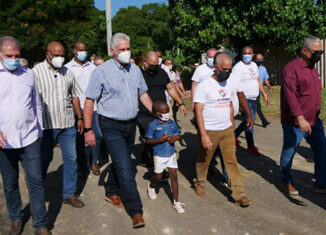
[168,65,173,71]
[115,50,131,64]
[51,56,65,68]
[158,58,163,65]
[160,112,171,122]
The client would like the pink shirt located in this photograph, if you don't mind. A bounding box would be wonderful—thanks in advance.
[0,63,43,149]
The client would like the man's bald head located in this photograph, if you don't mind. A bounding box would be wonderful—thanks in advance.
[255,53,264,61]
[207,48,217,58]
[145,51,159,65]
[214,53,232,67]
[74,41,86,50]
[47,41,65,55]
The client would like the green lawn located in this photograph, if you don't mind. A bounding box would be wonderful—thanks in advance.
[261,86,326,121]
[184,86,326,121]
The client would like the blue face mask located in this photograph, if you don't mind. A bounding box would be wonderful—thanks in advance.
[3,58,20,71]
[77,51,87,62]
[207,57,214,67]
[243,54,252,64]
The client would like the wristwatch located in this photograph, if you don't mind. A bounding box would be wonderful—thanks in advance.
[84,127,93,133]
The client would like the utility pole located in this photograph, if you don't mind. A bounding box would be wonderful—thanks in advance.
[106,0,112,55]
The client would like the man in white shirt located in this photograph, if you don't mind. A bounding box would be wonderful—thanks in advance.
[0,36,50,234]
[233,46,269,155]
[193,53,252,207]
[65,41,105,176]
[191,48,217,110]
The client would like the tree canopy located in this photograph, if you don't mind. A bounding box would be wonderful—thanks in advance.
[169,0,326,58]
[112,3,173,55]
[0,0,106,63]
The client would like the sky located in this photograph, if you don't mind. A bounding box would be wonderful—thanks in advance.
[94,0,168,16]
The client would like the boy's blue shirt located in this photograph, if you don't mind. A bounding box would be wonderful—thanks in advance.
[145,118,180,157]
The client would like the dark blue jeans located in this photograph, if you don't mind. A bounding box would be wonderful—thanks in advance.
[41,126,78,199]
[76,112,106,170]
[280,118,326,186]
[100,116,143,216]
[234,99,257,147]
[0,140,48,228]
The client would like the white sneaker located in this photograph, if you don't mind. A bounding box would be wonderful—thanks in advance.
[147,183,157,200]
[172,200,185,214]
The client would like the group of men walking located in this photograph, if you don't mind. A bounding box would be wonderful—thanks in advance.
[0,33,325,234]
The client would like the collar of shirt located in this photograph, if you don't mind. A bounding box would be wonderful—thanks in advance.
[111,58,131,72]
[70,58,91,68]
[296,56,311,69]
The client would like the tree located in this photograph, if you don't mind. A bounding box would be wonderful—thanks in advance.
[0,0,106,63]
[112,3,173,55]
[169,0,326,58]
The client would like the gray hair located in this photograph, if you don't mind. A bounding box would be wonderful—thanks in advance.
[301,36,321,49]
[214,53,231,66]
[110,33,130,50]
[0,36,20,51]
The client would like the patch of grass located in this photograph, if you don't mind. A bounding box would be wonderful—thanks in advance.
[261,86,326,121]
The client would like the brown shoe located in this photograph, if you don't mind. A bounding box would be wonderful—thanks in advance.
[8,220,22,235]
[281,183,299,195]
[132,213,145,229]
[195,184,206,197]
[104,195,123,207]
[62,195,85,208]
[90,163,100,176]
[235,196,253,207]
[34,227,52,235]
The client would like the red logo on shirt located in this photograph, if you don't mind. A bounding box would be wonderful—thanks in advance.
[219,89,226,97]
[249,68,254,74]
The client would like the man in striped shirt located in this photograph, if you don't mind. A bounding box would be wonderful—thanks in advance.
[33,41,85,208]
[84,33,152,228]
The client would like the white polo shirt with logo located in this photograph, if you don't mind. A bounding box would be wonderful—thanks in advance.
[231,61,259,100]
[194,76,238,131]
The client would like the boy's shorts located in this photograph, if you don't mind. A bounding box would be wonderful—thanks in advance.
[154,153,178,173]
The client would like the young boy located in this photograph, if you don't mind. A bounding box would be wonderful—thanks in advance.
[145,101,185,213]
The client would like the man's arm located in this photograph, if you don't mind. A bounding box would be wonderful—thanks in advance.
[166,82,187,116]
[139,92,153,113]
[264,79,273,94]
[84,98,96,146]
[237,92,254,129]
[72,97,84,133]
[32,77,43,138]
[191,81,199,111]
[195,103,213,150]
[230,102,234,126]
[282,67,310,133]
[0,131,7,148]
[258,77,269,105]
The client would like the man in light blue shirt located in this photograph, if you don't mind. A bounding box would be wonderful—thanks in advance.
[84,33,152,229]
[255,53,273,127]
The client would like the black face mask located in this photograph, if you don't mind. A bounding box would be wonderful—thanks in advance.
[147,65,159,76]
[255,60,263,66]
[215,70,231,82]
[309,51,323,64]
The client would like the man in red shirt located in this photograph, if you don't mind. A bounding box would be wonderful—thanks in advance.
[280,36,325,195]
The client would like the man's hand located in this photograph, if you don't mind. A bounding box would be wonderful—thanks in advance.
[268,88,273,95]
[85,131,96,147]
[263,94,269,105]
[0,131,7,148]
[247,116,254,129]
[179,104,188,116]
[296,115,312,134]
[201,134,213,151]
[77,120,84,134]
